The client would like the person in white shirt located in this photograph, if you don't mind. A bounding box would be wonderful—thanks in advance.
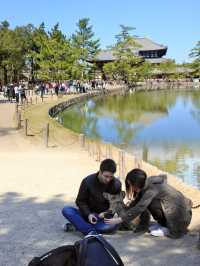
[14,84,19,103]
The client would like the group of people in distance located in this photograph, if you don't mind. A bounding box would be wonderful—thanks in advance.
[62,159,192,238]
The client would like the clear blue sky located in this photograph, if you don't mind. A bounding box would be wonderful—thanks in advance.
[1,0,199,63]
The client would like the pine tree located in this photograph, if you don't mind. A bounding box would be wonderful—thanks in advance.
[190,41,200,77]
[71,18,100,80]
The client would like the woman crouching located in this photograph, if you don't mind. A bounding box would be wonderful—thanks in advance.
[105,168,192,238]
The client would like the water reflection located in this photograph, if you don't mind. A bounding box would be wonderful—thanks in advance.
[60,90,200,189]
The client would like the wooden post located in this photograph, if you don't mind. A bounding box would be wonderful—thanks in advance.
[121,150,125,179]
[17,112,21,129]
[44,123,49,148]
[118,150,125,179]
[88,140,92,156]
[134,157,141,169]
[106,144,112,159]
[96,142,101,162]
[92,141,96,159]
[15,103,18,113]
[79,134,85,148]
[24,119,28,136]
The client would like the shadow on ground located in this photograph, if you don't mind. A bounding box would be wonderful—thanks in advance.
[0,128,17,137]
[0,192,199,266]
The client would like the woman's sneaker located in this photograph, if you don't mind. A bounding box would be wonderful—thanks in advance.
[63,223,76,232]
[150,226,169,237]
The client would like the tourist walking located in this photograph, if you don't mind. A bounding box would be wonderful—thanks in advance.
[14,83,19,103]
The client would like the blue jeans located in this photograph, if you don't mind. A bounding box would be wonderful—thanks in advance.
[62,206,118,235]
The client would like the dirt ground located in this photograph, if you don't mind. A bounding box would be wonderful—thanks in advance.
[0,96,199,266]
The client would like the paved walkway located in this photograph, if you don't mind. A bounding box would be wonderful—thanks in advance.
[0,99,199,266]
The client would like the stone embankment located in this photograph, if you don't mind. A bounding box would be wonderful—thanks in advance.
[135,80,200,91]
[49,87,124,118]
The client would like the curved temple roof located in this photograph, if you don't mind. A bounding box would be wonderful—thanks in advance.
[89,37,167,62]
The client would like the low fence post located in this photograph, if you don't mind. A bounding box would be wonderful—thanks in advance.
[15,103,18,113]
[17,112,21,129]
[134,156,141,169]
[118,150,125,179]
[24,119,28,136]
[92,141,96,159]
[106,144,112,159]
[96,142,101,162]
[79,134,85,148]
[44,123,49,148]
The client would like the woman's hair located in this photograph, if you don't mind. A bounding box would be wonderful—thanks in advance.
[125,168,147,199]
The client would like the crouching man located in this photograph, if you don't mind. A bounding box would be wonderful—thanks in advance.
[62,159,121,235]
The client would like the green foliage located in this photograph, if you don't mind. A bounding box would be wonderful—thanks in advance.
[189,41,200,77]
[103,25,152,86]
[71,18,100,80]
[151,59,189,80]
[0,20,32,83]
[0,18,100,84]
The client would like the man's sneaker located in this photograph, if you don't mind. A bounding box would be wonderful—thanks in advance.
[148,223,160,232]
[150,226,169,237]
[63,223,76,232]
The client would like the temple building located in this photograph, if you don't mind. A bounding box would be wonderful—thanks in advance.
[88,37,168,79]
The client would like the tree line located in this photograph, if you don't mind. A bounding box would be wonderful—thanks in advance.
[0,18,100,85]
[0,19,199,86]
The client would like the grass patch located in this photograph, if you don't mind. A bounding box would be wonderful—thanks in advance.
[23,95,79,147]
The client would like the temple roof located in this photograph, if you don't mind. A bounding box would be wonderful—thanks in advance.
[135,37,167,51]
[91,37,167,62]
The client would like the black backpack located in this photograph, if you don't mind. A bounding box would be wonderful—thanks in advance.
[28,245,77,266]
[28,234,124,266]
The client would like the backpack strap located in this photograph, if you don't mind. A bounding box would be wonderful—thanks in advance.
[76,235,123,266]
[94,235,124,266]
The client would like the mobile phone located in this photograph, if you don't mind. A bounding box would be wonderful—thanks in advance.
[104,211,113,219]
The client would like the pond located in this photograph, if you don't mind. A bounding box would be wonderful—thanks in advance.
[59,89,200,189]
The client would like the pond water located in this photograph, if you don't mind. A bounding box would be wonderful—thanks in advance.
[60,89,200,189]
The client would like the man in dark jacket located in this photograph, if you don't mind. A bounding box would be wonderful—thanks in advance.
[105,168,192,238]
[62,159,121,235]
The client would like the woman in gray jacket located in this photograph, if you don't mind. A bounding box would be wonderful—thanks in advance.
[105,168,192,238]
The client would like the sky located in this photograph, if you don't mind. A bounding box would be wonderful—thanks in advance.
[0,0,199,63]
